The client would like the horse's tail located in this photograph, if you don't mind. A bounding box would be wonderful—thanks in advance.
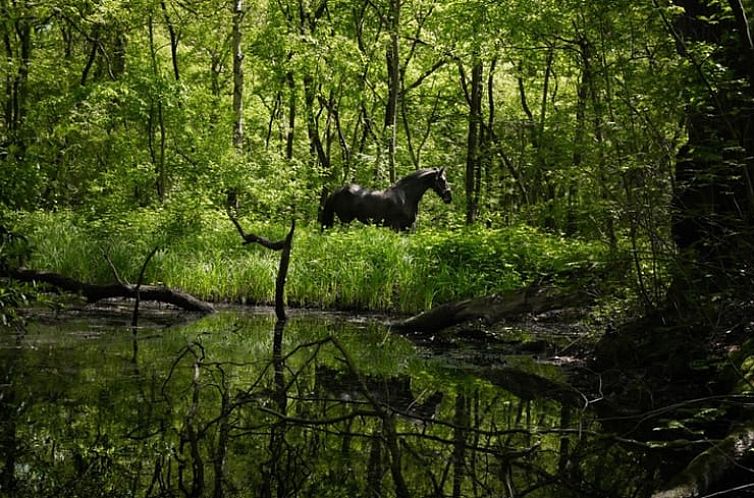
[320,190,336,230]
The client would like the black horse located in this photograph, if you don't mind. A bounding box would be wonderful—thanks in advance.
[320,167,452,231]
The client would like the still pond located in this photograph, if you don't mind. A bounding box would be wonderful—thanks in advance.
[0,304,653,497]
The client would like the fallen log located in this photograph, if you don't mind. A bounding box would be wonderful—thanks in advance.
[2,267,215,314]
[393,285,592,334]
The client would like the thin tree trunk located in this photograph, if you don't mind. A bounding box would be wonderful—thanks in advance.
[160,1,180,82]
[569,42,589,236]
[384,0,400,182]
[726,0,754,84]
[147,16,167,202]
[539,48,553,140]
[517,66,538,149]
[402,88,440,169]
[484,59,530,209]
[540,48,556,227]
[465,57,483,224]
[286,69,296,160]
[231,0,245,150]
[80,24,100,86]
[303,75,329,168]
[582,34,617,253]
[3,7,31,156]
[3,24,13,131]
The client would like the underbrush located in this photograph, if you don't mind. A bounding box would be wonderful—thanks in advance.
[11,209,610,314]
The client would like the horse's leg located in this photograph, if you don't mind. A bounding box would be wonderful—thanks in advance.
[351,194,373,225]
[395,220,411,231]
[357,214,371,225]
[339,209,356,224]
[335,194,356,225]
[396,213,417,231]
[321,192,337,229]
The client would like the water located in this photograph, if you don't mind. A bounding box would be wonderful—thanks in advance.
[0,304,651,497]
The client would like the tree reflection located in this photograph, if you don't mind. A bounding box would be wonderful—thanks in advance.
[0,333,22,495]
[0,314,656,497]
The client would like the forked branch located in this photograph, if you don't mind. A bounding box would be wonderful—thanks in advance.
[227,209,296,321]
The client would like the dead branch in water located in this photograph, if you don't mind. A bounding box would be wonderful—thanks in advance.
[227,209,295,321]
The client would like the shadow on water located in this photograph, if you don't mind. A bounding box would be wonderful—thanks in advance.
[0,306,657,497]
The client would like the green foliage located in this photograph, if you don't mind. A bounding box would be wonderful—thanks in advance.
[12,210,609,313]
[0,218,34,325]
[0,282,29,326]
[0,0,702,315]
[0,0,685,235]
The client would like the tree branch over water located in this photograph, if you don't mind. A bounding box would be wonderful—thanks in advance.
[227,209,295,321]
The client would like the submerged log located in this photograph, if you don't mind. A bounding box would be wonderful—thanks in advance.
[394,285,592,334]
[652,421,754,498]
[1,267,215,314]
[470,366,585,407]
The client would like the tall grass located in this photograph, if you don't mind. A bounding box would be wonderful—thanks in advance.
[12,209,608,314]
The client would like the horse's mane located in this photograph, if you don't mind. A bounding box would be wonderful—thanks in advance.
[391,168,438,188]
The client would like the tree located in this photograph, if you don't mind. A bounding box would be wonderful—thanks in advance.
[667,0,754,295]
[384,0,401,183]
[463,55,483,225]
[232,0,245,150]
[1,0,33,159]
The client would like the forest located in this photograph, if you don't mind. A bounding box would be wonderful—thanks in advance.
[1,0,754,497]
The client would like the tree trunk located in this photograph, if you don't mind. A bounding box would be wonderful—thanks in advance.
[384,0,400,183]
[161,1,181,82]
[303,75,329,169]
[584,38,617,254]
[2,5,31,157]
[669,0,754,293]
[569,44,589,236]
[80,24,100,86]
[231,0,245,150]
[465,57,483,225]
[285,69,296,160]
[147,16,167,203]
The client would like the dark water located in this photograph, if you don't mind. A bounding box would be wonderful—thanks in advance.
[0,305,652,497]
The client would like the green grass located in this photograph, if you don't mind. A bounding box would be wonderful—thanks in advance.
[11,209,609,314]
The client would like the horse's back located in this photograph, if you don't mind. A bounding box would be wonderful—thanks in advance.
[338,184,372,197]
[330,184,389,224]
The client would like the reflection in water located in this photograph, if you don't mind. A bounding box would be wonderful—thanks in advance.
[0,309,654,497]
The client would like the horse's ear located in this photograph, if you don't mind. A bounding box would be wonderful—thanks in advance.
[439,167,445,175]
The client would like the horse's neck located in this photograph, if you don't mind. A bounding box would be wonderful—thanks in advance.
[393,171,434,203]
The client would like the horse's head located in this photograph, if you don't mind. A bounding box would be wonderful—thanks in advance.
[432,168,452,203]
